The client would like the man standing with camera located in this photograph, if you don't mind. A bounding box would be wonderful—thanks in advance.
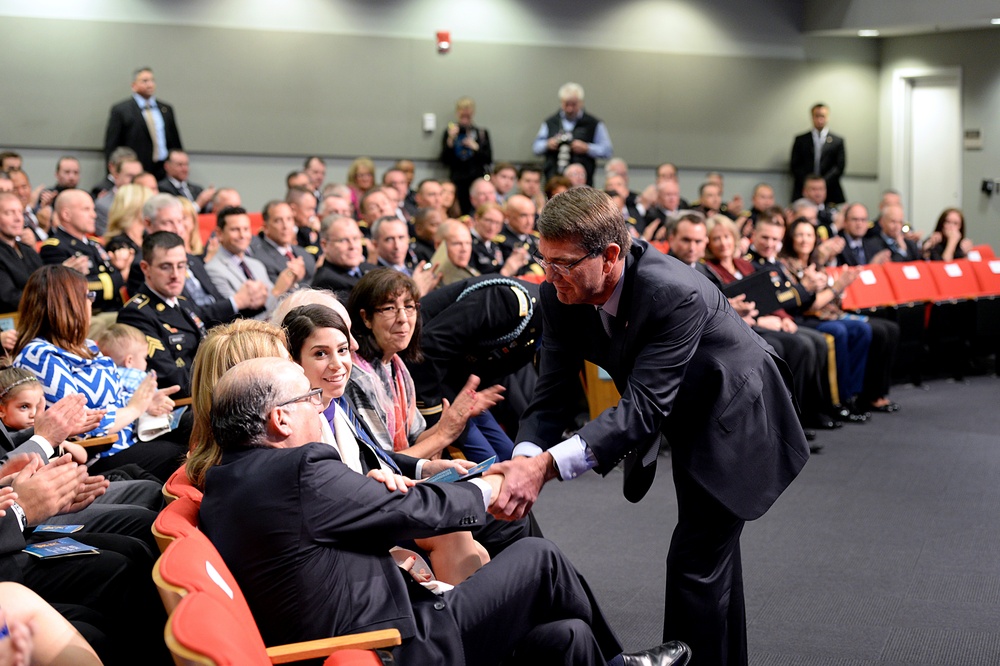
[532,82,613,187]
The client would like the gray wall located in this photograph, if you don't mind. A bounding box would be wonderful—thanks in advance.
[3,11,881,210]
[880,30,1000,249]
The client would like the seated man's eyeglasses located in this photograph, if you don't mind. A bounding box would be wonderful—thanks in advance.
[276,387,323,407]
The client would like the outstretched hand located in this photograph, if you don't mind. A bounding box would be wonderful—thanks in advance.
[486,453,557,521]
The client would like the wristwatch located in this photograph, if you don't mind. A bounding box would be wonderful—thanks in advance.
[8,502,27,532]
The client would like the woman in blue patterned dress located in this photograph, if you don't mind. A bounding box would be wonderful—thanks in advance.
[13,265,185,481]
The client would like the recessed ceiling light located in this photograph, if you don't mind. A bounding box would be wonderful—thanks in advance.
[991,18,1000,25]
[858,29,880,37]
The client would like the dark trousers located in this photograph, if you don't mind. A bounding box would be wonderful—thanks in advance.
[445,538,623,666]
[861,317,900,403]
[665,465,748,666]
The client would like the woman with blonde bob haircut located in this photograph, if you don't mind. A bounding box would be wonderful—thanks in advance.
[186,319,289,490]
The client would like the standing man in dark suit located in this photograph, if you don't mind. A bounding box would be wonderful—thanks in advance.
[200,357,689,666]
[490,188,809,666]
[790,103,846,205]
[104,67,183,179]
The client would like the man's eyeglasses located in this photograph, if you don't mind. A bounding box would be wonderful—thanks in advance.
[276,387,323,408]
[373,303,420,319]
[532,252,597,276]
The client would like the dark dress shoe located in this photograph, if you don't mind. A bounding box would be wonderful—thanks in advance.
[813,415,841,430]
[804,429,816,441]
[809,440,824,454]
[832,406,867,423]
[621,640,691,666]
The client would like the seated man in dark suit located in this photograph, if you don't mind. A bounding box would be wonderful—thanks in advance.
[836,203,890,267]
[311,216,375,303]
[199,357,689,666]
[157,150,215,213]
[866,204,920,262]
[248,200,315,285]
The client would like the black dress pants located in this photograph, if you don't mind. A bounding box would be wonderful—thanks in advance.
[664,464,748,666]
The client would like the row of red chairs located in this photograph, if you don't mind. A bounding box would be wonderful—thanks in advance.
[834,246,1000,311]
[153,466,400,665]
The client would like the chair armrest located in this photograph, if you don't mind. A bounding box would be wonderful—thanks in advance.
[75,434,117,453]
[174,397,193,407]
[265,629,401,664]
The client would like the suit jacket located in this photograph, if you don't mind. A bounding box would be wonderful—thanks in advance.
[866,234,921,262]
[184,253,255,326]
[104,97,183,174]
[0,240,43,312]
[836,233,884,267]
[157,178,204,203]
[204,247,276,319]
[200,443,483,661]
[248,233,316,286]
[311,262,375,303]
[116,284,207,397]
[518,240,808,520]
[790,131,846,204]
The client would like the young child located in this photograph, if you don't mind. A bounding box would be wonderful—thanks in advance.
[0,365,46,433]
[94,324,149,402]
[0,365,87,463]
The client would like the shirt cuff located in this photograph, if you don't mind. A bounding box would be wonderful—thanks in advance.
[229,297,240,314]
[548,435,598,480]
[28,435,54,458]
[512,441,544,458]
[468,478,492,510]
[414,458,427,479]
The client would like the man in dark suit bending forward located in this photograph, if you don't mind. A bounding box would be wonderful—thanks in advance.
[490,187,809,666]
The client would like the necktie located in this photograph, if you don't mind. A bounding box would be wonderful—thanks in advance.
[813,131,823,175]
[597,307,613,337]
[238,260,255,280]
[143,104,162,162]
[179,181,193,201]
[348,267,361,278]
[185,270,216,306]
[854,244,866,265]
[284,249,295,262]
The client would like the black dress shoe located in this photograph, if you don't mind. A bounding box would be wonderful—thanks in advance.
[832,406,867,423]
[621,640,691,666]
[809,440,824,454]
[812,415,841,430]
[804,429,816,441]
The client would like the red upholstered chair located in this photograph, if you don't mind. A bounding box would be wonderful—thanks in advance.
[830,265,896,311]
[971,257,1000,297]
[967,244,996,262]
[154,530,400,663]
[926,259,981,301]
[882,261,940,305]
[518,273,546,285]
[651,240,670,255]
[165,592,393,666]
[151,495,201,553]
[163,463,203,505]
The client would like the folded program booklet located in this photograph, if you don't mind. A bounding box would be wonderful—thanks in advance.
[137,405,188,442]
[425,456,497,483]
[24,537,99,559]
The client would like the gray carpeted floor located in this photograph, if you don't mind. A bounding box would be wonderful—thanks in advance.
[532,375,1000,664]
